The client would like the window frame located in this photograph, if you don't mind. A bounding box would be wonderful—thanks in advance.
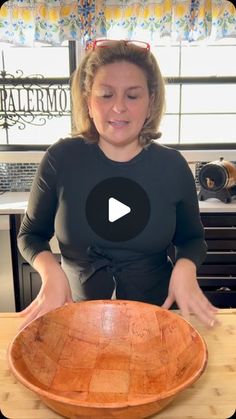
[1,41,236,152]
[163,75,236,149]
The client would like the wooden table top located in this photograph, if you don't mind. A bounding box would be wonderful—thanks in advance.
[0,310,235,419]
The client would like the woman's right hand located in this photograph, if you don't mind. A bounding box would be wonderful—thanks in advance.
[18,252,73,330]
[19,274,73,330]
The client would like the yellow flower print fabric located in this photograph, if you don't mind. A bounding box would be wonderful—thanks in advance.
[0,0,235,45]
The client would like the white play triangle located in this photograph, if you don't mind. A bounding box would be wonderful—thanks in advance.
[108,197,131,222]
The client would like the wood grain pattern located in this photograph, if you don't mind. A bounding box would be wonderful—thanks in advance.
[6,301,207,419]
[1,309,235,419]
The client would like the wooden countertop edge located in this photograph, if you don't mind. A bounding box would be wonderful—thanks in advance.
[1,308,235,318]
[0,313,23,318]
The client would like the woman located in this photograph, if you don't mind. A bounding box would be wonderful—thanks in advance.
[18,39,218,328]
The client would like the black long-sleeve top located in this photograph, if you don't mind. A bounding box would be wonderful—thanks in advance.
[18,137,207,305]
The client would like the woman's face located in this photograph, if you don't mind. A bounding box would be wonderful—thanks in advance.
[87,61,152,148]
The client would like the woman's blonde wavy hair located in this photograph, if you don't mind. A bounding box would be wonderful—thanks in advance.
[71,40,166,147]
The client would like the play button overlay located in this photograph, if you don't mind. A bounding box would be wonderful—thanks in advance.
[109,198,131,222]
[86,177,150,241]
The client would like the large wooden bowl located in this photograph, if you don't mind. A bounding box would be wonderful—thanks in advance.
[8,300,207,418]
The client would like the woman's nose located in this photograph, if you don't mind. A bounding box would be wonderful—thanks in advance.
[112,96,127,113]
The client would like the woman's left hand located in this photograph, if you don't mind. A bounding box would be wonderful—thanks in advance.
[162,258,218,327]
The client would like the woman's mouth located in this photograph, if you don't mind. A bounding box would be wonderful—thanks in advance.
[109,120,129,128]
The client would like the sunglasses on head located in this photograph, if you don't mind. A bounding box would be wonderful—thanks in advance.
[86,39,150,51]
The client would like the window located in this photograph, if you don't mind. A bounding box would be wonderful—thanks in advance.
[0,38,235,149]
[152,38,236,147]
[0,41,74,147]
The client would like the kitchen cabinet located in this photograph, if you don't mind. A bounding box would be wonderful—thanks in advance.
[197,213,236,307]
[0,215,15,311]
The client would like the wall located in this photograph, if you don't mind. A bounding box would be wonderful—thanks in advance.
[0,152,42,191]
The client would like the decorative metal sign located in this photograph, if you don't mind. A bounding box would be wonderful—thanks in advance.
[0,52,71,143]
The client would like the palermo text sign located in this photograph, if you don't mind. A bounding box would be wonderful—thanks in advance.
[0,72,71,132]
[0,85,70,115]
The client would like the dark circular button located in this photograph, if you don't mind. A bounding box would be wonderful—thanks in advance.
[86,177,150,242]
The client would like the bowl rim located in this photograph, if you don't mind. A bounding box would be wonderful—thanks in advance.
[8,300,208,409]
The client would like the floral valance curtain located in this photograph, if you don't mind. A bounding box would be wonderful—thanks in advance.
[97,0,236,42]
[0,0,235,46]
[0,0,96,45]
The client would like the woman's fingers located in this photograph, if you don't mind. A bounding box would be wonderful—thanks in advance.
[167,283,219,327]
[18,271,74,331]
[192,297,219,327]
[65,295,74,304]
[179,304,191,323]
[18,298,39,317]
[162,294,175,310]
[19,297,73,330]
[177,290,219,327]
[19,304,42,330]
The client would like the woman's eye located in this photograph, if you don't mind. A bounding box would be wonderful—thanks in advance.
[102,94,112,98]
[128,95,138,99]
